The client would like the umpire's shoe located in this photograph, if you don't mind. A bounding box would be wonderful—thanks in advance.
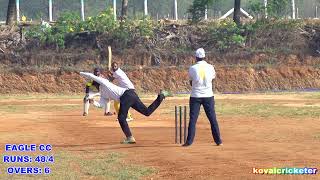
[121,136,136,144]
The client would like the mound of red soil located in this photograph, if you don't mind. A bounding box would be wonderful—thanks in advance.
[0,65,319,94]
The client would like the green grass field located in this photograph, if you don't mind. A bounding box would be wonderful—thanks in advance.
[1,92,319,119]
[0,151,154,180]
[0,92,319,179]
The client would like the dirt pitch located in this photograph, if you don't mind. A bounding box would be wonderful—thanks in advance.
[0,93,319,180]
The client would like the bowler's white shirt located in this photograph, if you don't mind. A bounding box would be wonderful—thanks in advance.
[80,72,126,101]
[113,68,135,89]
[189,61,216,98]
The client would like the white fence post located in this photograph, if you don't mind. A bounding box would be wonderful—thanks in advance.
[264,0,268,18]
[113,0,116,20]
[49,0,53,21]
[174,0,178,20]
[205,6,208,20]
[292,0,296,19]
[16,0,20,22]
[144,0,148,16]
[316,6,318,18]
[81,0,85,21]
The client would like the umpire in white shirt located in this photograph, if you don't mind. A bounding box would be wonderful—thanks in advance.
[183,48,222,146]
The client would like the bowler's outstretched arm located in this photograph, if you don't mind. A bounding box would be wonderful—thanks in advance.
[80,72,108,86]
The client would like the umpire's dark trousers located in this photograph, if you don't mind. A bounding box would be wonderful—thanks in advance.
[118,89,165,137]
[185,96,222,145]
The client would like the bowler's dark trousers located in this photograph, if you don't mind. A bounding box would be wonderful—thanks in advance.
[118,89,165,137]
[185,96,222,145]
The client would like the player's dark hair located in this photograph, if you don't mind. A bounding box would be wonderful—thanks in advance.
[94,67,101,73]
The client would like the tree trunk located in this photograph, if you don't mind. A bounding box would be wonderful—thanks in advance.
[121,0,129,20]
[6,0,17,26]
[233,0,241,26]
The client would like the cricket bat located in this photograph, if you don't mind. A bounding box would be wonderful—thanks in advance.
[106,46,112,114]
[108,46,112,70]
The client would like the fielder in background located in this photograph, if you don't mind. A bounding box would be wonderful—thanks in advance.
[83,68,113,116]
[183,48,223,147]
[80,72,170,144]
[106,62,134,122]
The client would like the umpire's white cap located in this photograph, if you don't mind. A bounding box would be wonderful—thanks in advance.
[195,48,205,58]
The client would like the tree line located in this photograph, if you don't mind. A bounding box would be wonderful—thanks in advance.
[4,0,320,25]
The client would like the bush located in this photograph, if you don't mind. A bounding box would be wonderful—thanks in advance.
[207,19,246,51]
[135,16,155,38]
[25,12,83,49]
[204,18,304,52]
[25,8,156,49]
[84,8,119,33]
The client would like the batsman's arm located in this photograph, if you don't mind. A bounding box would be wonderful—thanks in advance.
[80,72,108,86]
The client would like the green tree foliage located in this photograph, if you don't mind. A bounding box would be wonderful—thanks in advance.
[247,0,265,17]
[206,18,302,51]
[207,19,246,51]
[188,0,241,23]
[188,0,216,22]
[248,0,291,18]
[25,8,155,49]
[267,0,290,17]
